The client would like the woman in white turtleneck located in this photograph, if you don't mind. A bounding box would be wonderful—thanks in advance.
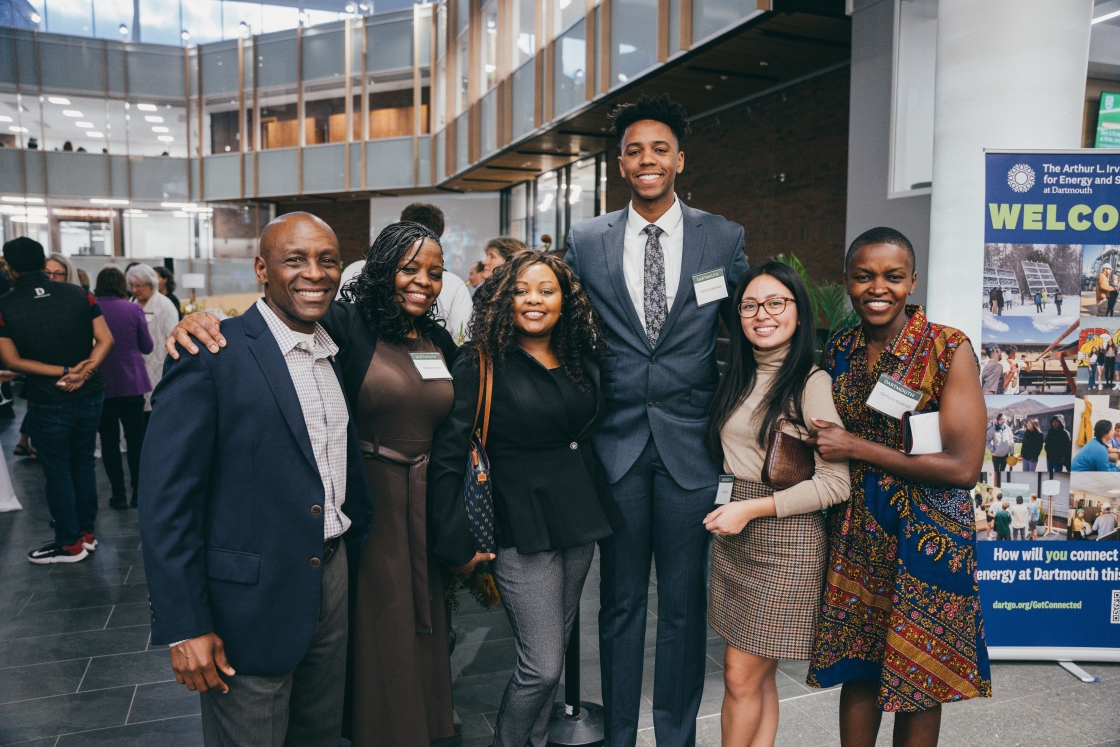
[703,262,850,747]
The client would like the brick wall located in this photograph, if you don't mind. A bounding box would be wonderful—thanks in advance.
[277,199,371,266]
[605,66,850,285]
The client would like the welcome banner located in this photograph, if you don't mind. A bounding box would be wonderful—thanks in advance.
[978,149,1120,662]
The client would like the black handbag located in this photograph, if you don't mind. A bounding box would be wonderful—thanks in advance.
[463,353,497,554]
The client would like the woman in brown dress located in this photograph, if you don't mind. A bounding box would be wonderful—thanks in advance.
[330,222,489,747]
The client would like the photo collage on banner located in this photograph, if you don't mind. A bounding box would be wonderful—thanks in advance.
[978,150,1120,659]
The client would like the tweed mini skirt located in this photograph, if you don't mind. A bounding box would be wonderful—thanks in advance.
[708,478,827,660]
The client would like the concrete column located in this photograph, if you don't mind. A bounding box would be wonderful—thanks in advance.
[925,0,1093,344]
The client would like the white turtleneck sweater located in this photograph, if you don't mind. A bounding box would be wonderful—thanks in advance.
[719,343,851,518]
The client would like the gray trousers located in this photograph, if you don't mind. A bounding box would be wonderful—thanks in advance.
[492,542,595,747]
[200,541,348,747]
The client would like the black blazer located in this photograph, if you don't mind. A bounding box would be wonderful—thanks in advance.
[320,301,459,406]
[428,346,624,566]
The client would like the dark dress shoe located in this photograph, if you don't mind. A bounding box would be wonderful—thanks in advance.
[109,496,128,510]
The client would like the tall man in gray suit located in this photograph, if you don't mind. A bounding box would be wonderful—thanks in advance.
[565,95,749,747]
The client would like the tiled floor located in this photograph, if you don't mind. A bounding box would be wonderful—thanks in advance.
[1,401,1118,746]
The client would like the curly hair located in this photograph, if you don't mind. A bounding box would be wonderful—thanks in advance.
[340,221,444,343]
[608,93,691,147]
[468,250,604,388]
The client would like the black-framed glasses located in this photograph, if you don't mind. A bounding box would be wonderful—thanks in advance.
[738,296,796,318]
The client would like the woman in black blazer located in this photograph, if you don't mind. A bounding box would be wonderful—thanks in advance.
[429,250,623,747]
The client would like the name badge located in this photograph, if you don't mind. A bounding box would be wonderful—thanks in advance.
[692,268,729,306]
[409,352,453,381]
[865,374,922,419]
[715,474,735,504]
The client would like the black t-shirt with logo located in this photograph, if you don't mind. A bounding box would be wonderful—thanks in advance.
[0,271,105,404]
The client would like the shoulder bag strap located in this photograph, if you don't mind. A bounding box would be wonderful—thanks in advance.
[481,359,495,446]
[471,352,487,435]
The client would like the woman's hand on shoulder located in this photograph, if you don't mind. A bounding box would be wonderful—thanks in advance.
[703,502,754,537]
[166,312,225,359]
[807,418,856,462]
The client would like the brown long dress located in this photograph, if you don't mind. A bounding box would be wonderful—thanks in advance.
[352,337,456,747]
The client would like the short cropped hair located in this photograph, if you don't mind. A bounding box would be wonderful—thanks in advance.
[845,226,917,273]
[608,94,690,148]
[2,237,46,273]
[400,203,445,237]
[126,263,160,291]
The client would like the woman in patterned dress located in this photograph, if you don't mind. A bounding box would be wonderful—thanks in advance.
[806,227,990,747]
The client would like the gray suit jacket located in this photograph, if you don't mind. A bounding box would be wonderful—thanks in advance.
[566,202,749,490]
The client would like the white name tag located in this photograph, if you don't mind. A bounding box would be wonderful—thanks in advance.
[715,474,735,504]
[865,374,922,419]
[409,352,453,380]
[692,268,729,306]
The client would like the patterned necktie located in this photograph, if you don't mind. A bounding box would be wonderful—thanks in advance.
[643,224,667,346]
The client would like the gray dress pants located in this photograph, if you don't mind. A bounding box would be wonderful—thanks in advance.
[492,542,596,747]
[199,541,348,747]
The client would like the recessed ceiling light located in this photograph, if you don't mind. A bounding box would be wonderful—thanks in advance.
[136,104,157,112]
[145,116,163,123]
[0,116,10,122]
[90,198,130,205]
[62,110,82,117]
[11,215,48,224]
[151,126,169,133]
[47,97,70,105]
[76,122,93,128]
[7,126,27,133]
[157,135,174,142]
[1108,489,1120,495]
[1,196,44,203]
[86,131,104,138]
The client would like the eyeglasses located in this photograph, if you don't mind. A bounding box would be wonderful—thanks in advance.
[738,296,796,318]
[45,270,67,280]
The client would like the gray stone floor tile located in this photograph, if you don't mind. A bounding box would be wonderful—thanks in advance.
[126,682,200,723]
[0,685,134,745]
[18,586,148,617]
[0,607,114,642]
[0,658,88,704]
[103,604,151,630]
[54,715,204,746]
[452,638,517,677]
[450,671,511,717]
[78,651,174,692]
[0,627,151,670]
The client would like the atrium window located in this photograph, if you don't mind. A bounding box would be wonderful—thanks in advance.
[611,0,657,87]
[890,0,936,196]
[553,19,586,118]
[131,101,188,157]
[513,0,534,65]
[39,94,109,152]
[482,0,497,91]
[555,0,583,37]
[93,0,132,40]
[138,0,181,45]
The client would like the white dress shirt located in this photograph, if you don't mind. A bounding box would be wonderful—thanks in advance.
[256,299,350,539]
[622,197,684,332]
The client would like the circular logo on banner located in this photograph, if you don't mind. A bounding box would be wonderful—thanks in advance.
[1007,164,1035,193]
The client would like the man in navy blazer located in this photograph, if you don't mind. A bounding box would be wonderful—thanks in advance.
[565,95,749,747]
[139,213,373,747]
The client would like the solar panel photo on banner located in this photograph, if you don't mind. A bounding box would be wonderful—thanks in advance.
[1022,260,1060,294]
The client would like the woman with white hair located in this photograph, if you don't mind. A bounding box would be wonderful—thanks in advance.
[126,264,179,419]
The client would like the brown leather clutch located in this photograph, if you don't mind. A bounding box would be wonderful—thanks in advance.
[761,417,816,491]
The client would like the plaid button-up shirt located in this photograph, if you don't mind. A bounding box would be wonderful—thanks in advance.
[257,300,350,539]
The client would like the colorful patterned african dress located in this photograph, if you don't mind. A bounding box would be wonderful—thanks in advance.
[807,306,992,713]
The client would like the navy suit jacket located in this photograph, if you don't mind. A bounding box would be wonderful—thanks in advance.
[566,202,749,490]
[138,303,374,676]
